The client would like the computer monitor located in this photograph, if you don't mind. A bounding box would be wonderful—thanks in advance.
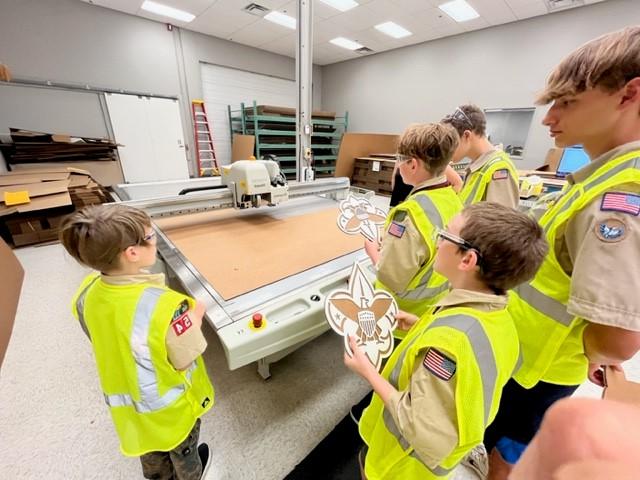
[556,146,590,177]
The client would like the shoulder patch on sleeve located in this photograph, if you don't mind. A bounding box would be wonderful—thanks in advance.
[392,210,407,222]
[492,169,509,180]
[600,192,640,216]
[595,218,628,243]
[172,300,190,321]
[387,221,406,238]
[423,348,456,381]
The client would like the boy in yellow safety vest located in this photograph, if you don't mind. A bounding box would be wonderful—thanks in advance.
[364,123,464,339]
[346,202,548,479]
[481,26,640,480]
[442,105,519,209]
[60,204,215,480]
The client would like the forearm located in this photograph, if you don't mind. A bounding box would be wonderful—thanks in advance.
[583,323,640,365]
[363,367,398,408]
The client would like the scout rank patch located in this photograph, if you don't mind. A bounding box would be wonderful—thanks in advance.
[492,169,509,180]
[388,221,406,238]
[600,192,640,216]
[423,348,457,381]
[172,300,193,336]
[596,218,627,243]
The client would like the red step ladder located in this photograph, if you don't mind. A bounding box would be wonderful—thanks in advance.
[191,100,219,176]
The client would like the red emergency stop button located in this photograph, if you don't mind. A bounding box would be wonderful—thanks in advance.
[252,313,263,329]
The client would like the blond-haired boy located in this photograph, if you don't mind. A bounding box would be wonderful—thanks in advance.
[365,123,464,338]
[442,105,519,209]
[483,26,640,479]
[347,202,547,479]
[60,204,214,480]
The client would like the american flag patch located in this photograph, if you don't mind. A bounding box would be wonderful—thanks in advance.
[423,348,457,381]
[600,192,640,216]
[388,221,406,238]
[492,169,509,180]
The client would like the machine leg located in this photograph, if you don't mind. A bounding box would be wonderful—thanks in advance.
[257,358,272,380]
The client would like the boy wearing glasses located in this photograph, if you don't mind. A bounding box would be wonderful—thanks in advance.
[364,123,464,338]
[59,204,214,480]
[346,202,547,479]
[482,26,640,480]
[442,105,519,209]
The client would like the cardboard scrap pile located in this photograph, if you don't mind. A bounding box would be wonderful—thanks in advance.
[0,128,119,164]
[351,154,396,197]
[0,166,111,247]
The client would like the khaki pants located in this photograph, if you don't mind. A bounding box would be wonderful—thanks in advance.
[140,419,202,480]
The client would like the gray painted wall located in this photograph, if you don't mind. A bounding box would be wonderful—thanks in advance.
[0,0,322,171]
[321,0,640,169]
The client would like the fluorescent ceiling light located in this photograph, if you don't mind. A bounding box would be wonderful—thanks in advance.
[319,0,359,12]
[375,21,412,39]
[264,11,296,29]
[330,37,364,50]
[438,0,479,22]
[141,1,195,22]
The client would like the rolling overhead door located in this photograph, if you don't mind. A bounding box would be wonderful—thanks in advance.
[200,63,295,165]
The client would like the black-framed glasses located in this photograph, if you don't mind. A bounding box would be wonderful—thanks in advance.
[434,227,483,267]
[444,107,474,131]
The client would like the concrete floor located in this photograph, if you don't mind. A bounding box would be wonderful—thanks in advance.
[2,238,638,479]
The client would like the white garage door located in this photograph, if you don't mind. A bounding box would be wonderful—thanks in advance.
[200,63,296,165]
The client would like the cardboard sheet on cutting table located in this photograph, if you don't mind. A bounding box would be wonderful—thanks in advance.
[157,207,364,300]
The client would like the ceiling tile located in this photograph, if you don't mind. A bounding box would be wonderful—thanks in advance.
[81,0,142,14]
[365,0,404,16]
[314,18,356,43]
[510,2,549,19]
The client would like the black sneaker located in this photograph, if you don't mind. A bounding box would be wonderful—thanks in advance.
[198,443,211,479]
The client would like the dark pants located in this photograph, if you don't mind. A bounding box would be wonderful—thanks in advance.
[140,419,202,480]
[484,379,579,453]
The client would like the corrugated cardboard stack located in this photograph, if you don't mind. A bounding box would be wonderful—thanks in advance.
[0,166,111,247]
[350,154,396,196]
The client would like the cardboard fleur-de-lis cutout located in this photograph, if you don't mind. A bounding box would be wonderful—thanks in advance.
[325,263,398,371]
[337,194,387,243]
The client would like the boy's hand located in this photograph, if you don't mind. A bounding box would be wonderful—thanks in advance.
[344,335,376,379]
[395,310,419,331]
[364,238,381,264]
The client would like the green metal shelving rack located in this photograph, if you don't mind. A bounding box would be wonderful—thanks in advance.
[228,101,348,179]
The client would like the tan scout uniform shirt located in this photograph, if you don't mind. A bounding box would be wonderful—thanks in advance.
[386,289,508,468]
[464,149,519,208]
[101,272,208,369]
[553,141,640,330]
[377,176,447,293]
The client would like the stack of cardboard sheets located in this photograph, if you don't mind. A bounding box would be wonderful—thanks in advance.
[351,154,396,196]
[0,166,111,247]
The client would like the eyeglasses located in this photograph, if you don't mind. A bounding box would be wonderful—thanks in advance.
[395,153,413,164]
[142,231,156,243]
[444,107,474,131]
[434,227,483,267]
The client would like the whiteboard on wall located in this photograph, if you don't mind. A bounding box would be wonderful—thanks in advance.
[106,93,189,183]
[200,63,296,165]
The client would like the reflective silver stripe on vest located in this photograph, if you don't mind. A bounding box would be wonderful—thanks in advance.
[525,155,640,323]
[101,288,194,413]
[382,314,498,476]
[513,283,573,326]
[544,156,640,232]
[397,194,447,301]
[463,155,506,206]
[75,276,101,340]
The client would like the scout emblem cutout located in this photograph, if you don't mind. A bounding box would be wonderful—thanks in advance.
[337,194,386,243]
[325,263,398,371]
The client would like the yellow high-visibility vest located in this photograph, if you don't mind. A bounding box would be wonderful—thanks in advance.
[359,306,520,479]
[509,149,640,387]
[72,274,215,456]
[458,151,518,206]
[376,185,463,339]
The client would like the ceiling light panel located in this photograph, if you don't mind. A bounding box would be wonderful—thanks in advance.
[264,11,296,29]
[319,0,359,13]
[438,0,480,22]
[375,21,412,39]
[140,0,195,22]
[330,37,364,50]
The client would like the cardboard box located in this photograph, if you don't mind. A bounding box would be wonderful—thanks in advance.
[334,133,399,179]
[0,237,24,368]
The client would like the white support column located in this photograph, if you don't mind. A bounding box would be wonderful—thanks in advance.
[296,0,314,182]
